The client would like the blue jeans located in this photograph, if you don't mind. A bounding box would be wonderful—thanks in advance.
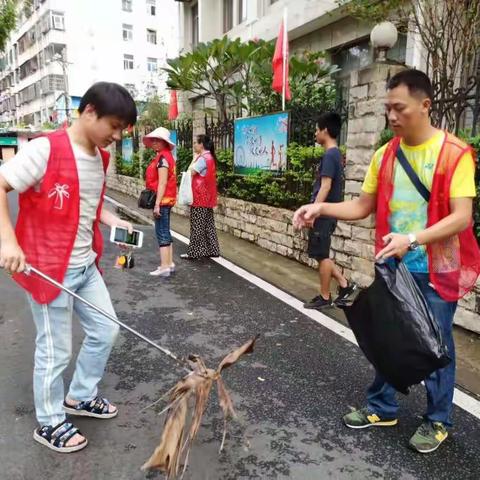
[27,263,119,427]
[154,206,172,247]
[367,273,457,427]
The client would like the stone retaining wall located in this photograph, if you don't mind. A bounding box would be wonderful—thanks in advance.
[107,173,480,334]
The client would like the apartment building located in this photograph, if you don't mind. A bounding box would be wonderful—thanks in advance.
[176,0,423,110]
[0,0,178,127]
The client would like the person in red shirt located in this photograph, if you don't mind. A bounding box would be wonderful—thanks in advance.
[0,82,137,453]
[143,127,177,277]
[294,69,479,454]
[181,134,220,259]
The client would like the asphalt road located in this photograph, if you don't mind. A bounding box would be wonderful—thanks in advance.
[1,193,480,479]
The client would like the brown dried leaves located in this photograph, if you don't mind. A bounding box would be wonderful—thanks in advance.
[141,336,258,478]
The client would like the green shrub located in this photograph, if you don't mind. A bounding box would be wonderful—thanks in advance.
[168,143,324,206]
[176,146,193,176]
[375,128,395,150]
[212,143,325,209]
[115,152,142,178]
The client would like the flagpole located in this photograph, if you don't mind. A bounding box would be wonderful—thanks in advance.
[282,7,287,111]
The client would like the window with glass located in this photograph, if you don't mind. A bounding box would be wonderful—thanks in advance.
[223,0,233,33]
[123,24,133,41]
[191,3,199,48]
[51,11,65,31]
[122,0,133,12]
[238,0,247,23]
[124,83,137,97]
[124,54,134,70]
[147,29,157,44]
[146,0,156,15]
[147,57,157,72]
[331,35,407,78]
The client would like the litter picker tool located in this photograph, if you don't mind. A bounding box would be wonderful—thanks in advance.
[16,264,258,478]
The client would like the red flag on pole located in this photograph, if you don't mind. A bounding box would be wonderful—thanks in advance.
[271,17,291,107]
[168,90,179,120]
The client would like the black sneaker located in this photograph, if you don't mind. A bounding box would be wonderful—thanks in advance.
[334,282,358,306]
[303,295,333,309]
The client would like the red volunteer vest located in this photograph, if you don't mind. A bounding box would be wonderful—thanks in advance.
[13,129,109,304]
[376,133,480,301]
[192,151,217,208]
[145,148,177,206]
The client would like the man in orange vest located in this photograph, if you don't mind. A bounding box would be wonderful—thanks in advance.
[293,69,479,453]
[0,82,137,453]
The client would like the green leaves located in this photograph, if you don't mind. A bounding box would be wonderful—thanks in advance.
[175,146,193,176]
[0,0,17,53]
[137,96,169,130]
[335,0,404,24]
[0,1,36,52]
[163,36,338,119]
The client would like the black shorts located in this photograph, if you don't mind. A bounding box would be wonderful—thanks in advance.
[307,218,337,260]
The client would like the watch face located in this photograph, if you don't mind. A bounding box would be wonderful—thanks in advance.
[409,241,419,251]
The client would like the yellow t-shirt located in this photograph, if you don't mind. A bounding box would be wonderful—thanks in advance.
[362,130,476,272]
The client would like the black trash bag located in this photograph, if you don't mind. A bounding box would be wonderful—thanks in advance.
[341,260,451,394]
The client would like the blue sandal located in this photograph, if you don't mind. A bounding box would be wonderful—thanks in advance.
[33,421,88,453]
[63,396,118,419]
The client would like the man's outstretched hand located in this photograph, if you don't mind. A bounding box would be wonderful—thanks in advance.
[293,203,323,230]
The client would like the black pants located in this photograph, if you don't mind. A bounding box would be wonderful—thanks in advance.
[187,207,220,258]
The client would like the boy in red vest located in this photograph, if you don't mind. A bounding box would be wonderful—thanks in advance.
[293,69,479,453]
[0,82,137,453]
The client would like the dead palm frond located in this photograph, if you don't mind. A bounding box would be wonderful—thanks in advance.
[141,336,258,478]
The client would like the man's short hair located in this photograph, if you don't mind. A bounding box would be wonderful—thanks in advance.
[387,69,433,101]
[79,82,137,126]
[317,112,342,139]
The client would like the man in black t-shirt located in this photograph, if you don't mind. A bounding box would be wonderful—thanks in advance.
[304,112,357,309]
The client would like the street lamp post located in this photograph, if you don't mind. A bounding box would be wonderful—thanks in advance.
[370,22,398,62]
[50,49,71,124]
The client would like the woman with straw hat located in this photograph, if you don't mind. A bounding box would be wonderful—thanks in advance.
[143,127,177,277]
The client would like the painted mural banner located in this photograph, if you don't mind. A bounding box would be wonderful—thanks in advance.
[170,129,177,161]
[122,137,134,164]
[234,112,289,175]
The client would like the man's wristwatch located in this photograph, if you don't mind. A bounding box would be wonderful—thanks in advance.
[408,233,419,251]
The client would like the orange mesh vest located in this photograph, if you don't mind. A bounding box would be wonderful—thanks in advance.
[376,133,480,301]
[13,130,109,304]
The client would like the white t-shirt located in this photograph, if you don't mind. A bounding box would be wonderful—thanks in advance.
[0,136,105,267]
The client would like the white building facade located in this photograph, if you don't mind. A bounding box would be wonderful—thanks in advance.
[0,0,179,127]
[176,0,422,110]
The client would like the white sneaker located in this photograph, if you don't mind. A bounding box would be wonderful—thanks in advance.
[170,263,176,273]
[149,267,171,277]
